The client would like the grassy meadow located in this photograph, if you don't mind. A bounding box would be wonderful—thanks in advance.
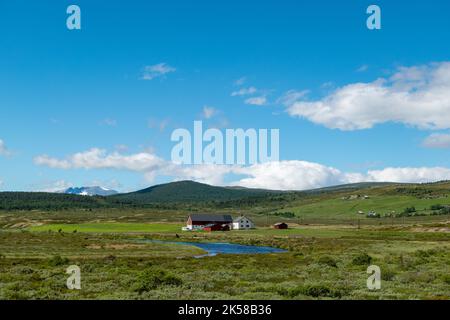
[1,182,450,300]
[0,212,449,300]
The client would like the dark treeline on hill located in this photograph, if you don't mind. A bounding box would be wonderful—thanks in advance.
[1,180,450,211]
[0,192,111,210]
[0,181,284,211]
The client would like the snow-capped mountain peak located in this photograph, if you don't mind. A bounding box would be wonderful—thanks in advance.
[62,186,118,196]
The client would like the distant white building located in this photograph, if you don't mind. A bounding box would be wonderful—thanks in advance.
[232,215,255,230]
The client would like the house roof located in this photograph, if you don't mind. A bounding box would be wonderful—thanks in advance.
[189,214,233,222]
[233,215,252,223]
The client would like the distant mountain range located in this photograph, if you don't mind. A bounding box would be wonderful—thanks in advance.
[62,186,118,196]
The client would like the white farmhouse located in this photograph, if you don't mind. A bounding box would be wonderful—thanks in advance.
[232,215,255,230]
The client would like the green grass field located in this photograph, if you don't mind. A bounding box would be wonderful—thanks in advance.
[1,220,449,300]
[28,222,182,233]
[280,194,450,219]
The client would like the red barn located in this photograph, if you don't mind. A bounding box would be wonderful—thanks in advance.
[186,214,233,231]
[203,223,230,232]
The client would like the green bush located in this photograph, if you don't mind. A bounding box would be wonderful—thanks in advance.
[402,206,416,215]
[352,253,372,266]
[381,268,396,281]
[133,269,183,294]
[318,255,338,268]
[430,204,444,210]
[442,275,450,285]
[48,255,69,266]
[279,284,343,298]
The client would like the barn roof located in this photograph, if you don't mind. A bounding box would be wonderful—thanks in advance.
[189,214,233,222]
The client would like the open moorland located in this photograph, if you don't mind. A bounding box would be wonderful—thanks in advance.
[0,180,449,299]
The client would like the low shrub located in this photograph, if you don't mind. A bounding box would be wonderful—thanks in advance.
[281,285,344,298]
[381,268,396,281]
[133,269,183,294]
[48,255,69,266]
[352,253,372,266]
[442,274,450,285]
[317,256,338,268]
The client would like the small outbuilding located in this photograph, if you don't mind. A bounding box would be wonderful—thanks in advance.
[273,222,288,230]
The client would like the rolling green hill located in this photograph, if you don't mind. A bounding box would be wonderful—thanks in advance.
[269,181,450,220]
[111,180,281,203]
[1,180,450,221]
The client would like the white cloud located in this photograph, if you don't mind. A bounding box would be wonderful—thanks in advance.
[148,118,170,132]
[202,106,217,119]
[141,63,176,80]
[285,62,450,131]
[364,167,450,183]
[277,90,309,106]
[114,144,129,152]
[38,180,73,193]
[33,148,450,190]
[0,139,11,157]
[231,162,450,190]
[356,64,369,72]
[234,77,246,86]
[245,96,267,106]
[422,133,450,149]
[34,148,165,172]
[99,118,117,127]
[231,87,257,96]
[166,163,235,186]
[89,179,122,190]
[232,161,350,190]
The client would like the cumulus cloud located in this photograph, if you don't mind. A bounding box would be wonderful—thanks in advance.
[34,148,165,172]
[364,167,450,183]
[232,161,350,190]
[231,87,257,97]
[422,133,450,149]
[202,106,217,119]
[245,96,267,106]
[285,62,450,131]
[0,139,11,157]
[162,160,450,190]
[166,163,235,186]
[38,180,74,193]
[141,63,176,80]
[33,148,450,190]
[231,162,450,190]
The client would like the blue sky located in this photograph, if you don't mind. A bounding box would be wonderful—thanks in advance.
[1,0,450,191]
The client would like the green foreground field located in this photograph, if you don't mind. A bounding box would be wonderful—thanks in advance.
[1,217,449,300]
[28,223,182,234]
